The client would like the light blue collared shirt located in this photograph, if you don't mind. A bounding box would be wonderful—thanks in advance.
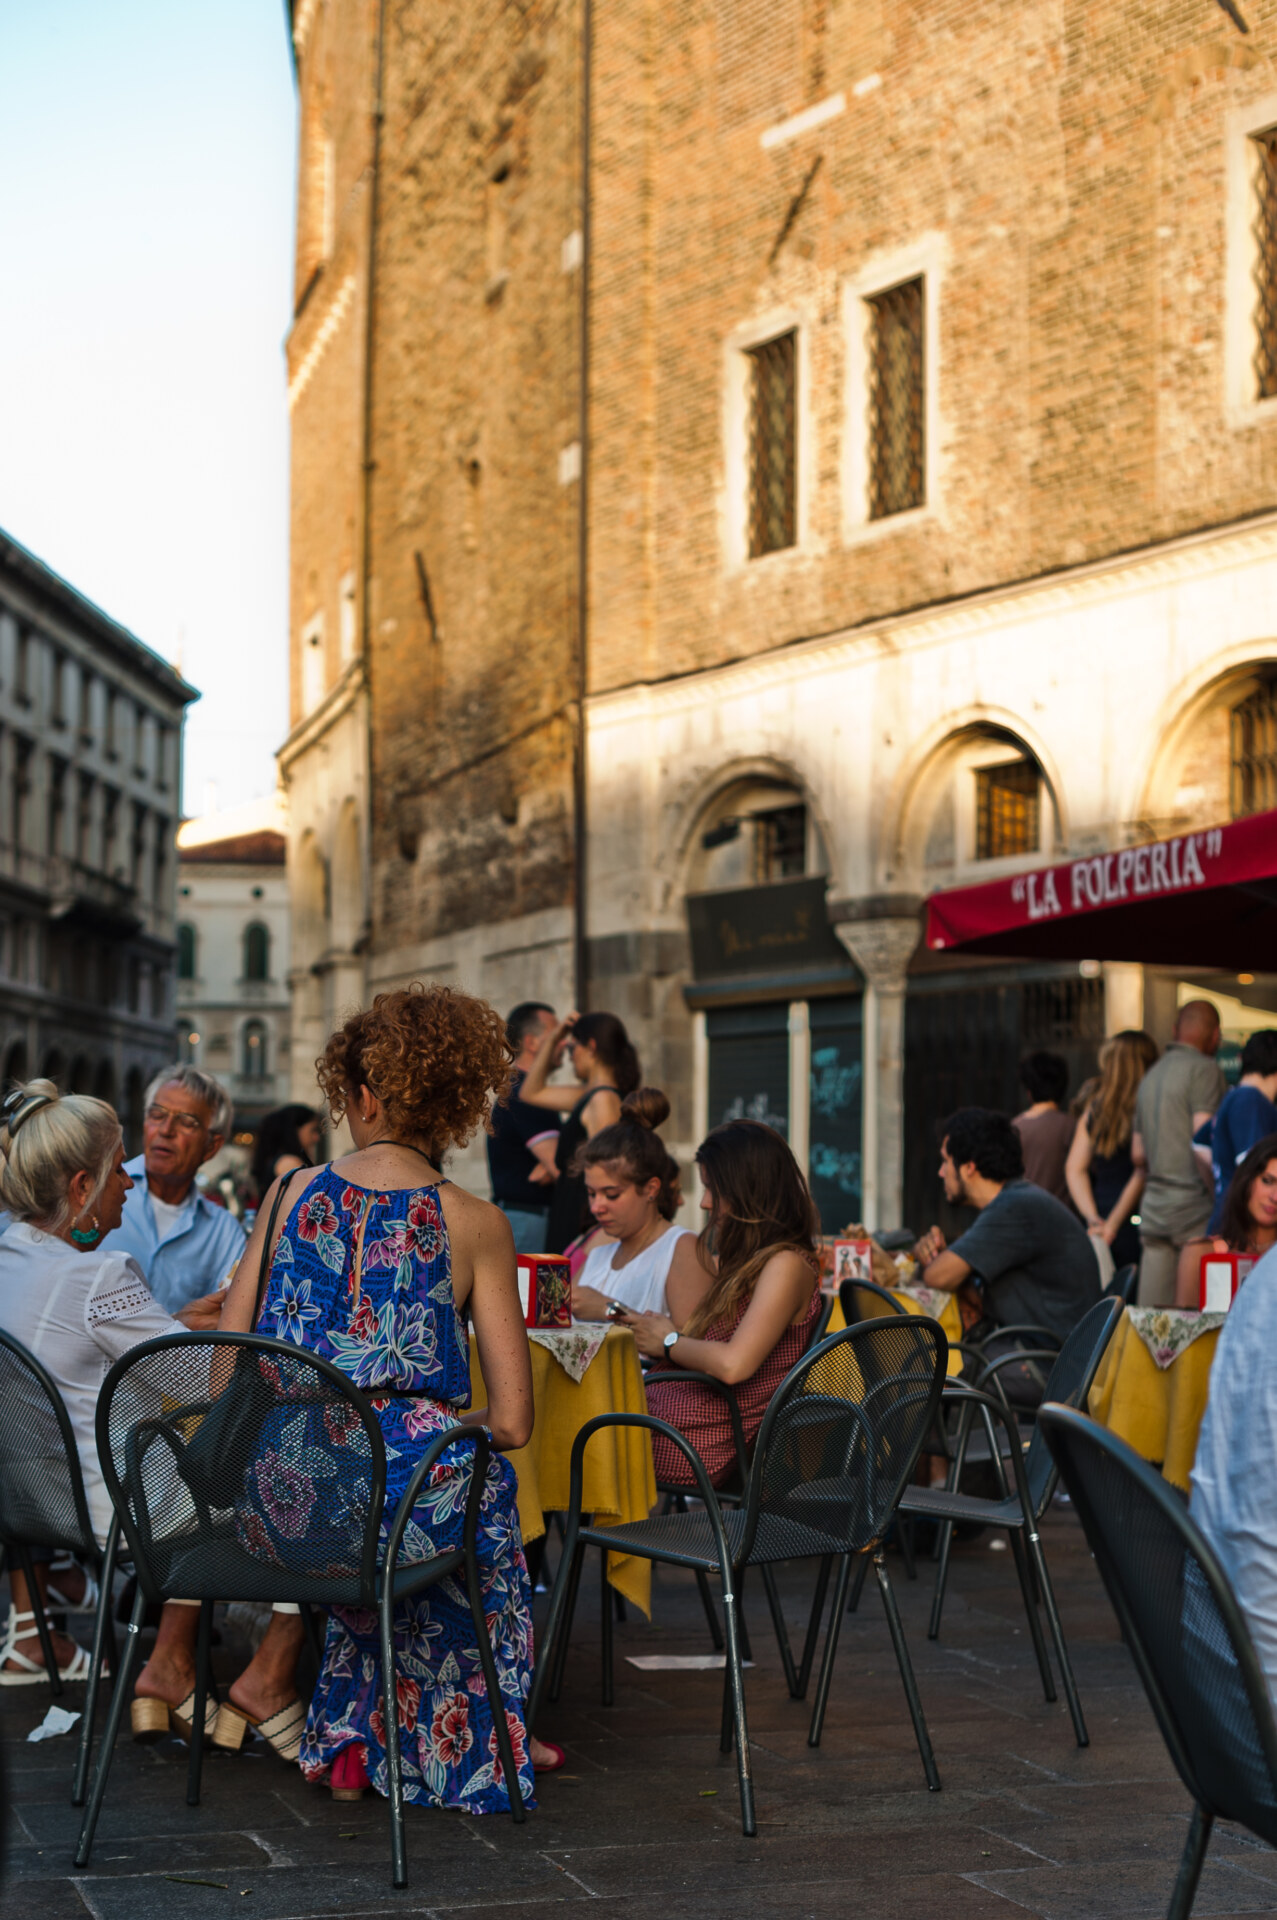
[1190,1245,1277,1706]
[100,1154,247,1315]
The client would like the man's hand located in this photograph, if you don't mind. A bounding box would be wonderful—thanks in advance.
[913,1226,946,1266]
[177,1290,225,1331]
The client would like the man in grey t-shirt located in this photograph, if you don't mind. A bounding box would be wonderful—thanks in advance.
[914,1108,1100,1404]
[1134,1001,1225,1308]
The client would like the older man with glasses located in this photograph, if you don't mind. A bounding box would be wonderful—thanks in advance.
[101,1064,245,1318]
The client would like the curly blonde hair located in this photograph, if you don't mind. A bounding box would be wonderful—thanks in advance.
[316,984,513,1153]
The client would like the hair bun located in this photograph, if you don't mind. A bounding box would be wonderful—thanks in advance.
[621,1086,670,1132]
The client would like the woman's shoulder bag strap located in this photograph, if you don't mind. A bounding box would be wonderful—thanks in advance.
[251,1164,308,1325]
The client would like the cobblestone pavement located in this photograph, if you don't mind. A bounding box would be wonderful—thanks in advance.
[4,1508,1277,1919]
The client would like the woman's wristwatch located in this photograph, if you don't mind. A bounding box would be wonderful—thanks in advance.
[663,1329,680,1356]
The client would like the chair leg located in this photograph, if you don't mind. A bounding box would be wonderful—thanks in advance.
[547,1541,584,1708]
[796,1557,832,1699]
[300,1601,325,1667]
[875,1551,941,1792]
[74,1587,146,1868]
[807,1555,854,1747]
[759,1564,800,1698]
[719,1569,755,1838]
[1007,1528,1056,1704]
[736,1568,753,1664]
[927,1513,957,1640]
[379,1588,410,1889]
[15,1541,62,1698]
[1028,1528,1087,1747]
[1168,1803,1213,1920]
[464,1563,526,1829]
[185,1600,214,1808]
[694,1569,724,1651]
[601,1549,614,1707]
[897,1517,917,1582]
[846,1552,870,1615]
[73,1525,120,1808]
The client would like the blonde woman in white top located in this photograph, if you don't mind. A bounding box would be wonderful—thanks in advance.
[0,1082,221,1693]
[570,1089,713,1325]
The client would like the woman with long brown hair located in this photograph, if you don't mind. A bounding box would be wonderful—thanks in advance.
[1174,1132,1277,1308]
[1065,1029,1158,1269]
[618,1119,821,1486]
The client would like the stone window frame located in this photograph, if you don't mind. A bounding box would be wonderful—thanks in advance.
[841,233,945,545]
[721,304,814,573]
[1224,92,1277,426]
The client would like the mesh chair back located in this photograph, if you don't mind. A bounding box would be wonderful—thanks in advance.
[1020,1295,1123,1515]
[838,1278,907,1326]
[1109,1263,1138,1306]
[0,1330,97,1557]
[745,1318,946,1560]
[97,1332,388,1608]
[1041,1405,1277,1843]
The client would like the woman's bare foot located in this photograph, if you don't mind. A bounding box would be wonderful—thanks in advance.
[226,1611,305,1725]
[134,1645,197,1708]
[2,1622,81,1674]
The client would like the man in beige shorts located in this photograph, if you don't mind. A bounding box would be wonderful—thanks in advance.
[1134,1000,1225,1307]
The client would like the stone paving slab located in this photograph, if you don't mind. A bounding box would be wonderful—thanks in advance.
[2,1509,1276,1918]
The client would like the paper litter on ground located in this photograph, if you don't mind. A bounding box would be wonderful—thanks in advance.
[625,1654,754,1670]
[28,1704,81,1742]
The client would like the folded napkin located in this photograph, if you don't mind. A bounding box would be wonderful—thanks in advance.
[528,1323,609,1383]
[1127,1305,1227,1369]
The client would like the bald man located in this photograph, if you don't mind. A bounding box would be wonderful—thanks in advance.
[1134,1000,1226,1307]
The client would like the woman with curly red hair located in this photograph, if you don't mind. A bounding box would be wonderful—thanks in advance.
[219,983,555,1808]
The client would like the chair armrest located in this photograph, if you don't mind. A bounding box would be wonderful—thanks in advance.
[384,1425,489,1592]
[643,1368,750,1491]
[968,1323,1062,1352]
[937,1382,1037,1513]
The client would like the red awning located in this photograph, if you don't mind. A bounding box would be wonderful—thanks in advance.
[924,809,1277,968]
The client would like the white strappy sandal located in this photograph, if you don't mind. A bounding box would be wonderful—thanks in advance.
[46,1555,101,1616]
[0,1607,91,1685]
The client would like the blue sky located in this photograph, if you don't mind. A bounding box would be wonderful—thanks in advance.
[0,1,296,816]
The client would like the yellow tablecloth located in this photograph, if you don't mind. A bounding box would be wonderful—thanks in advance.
[1087,1310,1220,1492]
[469,1325,658,1615]
[825,1287,966,1375]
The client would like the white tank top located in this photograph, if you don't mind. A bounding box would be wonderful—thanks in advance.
[579,1224,693,1316]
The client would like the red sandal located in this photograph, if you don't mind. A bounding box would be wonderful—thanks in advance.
[534,1740,567,1773]
[330,1743,371,1800]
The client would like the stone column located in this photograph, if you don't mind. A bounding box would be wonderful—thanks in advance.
[829,902,922,1233]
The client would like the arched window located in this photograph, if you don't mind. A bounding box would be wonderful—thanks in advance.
[177,922,197,980]
[242,1019,268,1079]
[243,921,270,982]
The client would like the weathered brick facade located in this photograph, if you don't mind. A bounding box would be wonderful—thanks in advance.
[283,0,1277,1216]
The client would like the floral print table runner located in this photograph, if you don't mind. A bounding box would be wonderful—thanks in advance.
[1127,1306,1227,1369]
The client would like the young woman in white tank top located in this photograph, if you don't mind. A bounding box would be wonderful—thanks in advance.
[569,1088,712,1327]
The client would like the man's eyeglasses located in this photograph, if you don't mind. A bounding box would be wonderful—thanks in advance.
[145,1103,207,1137]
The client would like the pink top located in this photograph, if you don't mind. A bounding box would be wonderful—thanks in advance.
[646,1274,823,1488]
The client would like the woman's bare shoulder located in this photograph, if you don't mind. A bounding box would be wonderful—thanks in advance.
[437,1181,511,1240]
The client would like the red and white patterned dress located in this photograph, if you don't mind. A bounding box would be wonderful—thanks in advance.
[646,1275,822,1486]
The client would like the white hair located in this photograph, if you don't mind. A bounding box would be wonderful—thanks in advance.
[0,1080,122,1231]
[144,1064,233,1139]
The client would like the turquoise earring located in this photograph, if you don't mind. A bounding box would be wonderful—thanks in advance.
[70,1216,101,1248]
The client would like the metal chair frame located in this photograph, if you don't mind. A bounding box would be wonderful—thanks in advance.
[893,1293,1124,1746]
[528,1320,948,1836]
[1040,1403,1277,1920]
[0,1329,125,1806]
[72,1330,525,1890]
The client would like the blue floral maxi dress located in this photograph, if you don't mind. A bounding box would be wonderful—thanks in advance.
[251,1167,535,1813]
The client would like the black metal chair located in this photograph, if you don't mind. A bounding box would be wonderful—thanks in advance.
[529,1318,949,1835]
[1041,1404,1277,1920]
[0,1329,124,1805]
[837,1277,908,1326]
[895,1292,1123,1746]
[646,1285,842,1663]
[73,1331,524,1890]
[1108,1262,1139,1306]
